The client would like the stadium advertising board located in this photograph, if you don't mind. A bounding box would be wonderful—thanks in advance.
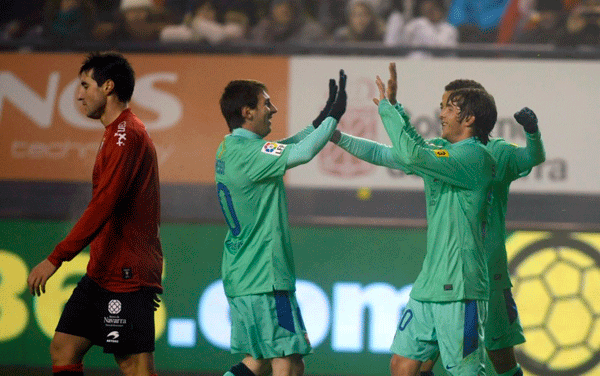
[2,53,598,195]
[1,220,599,376]
[288,56,599,195]
[0,53,288,183]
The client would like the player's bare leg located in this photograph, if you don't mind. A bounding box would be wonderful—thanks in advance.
[416,350,439,374]
[487,346,522,375]
[390,354,422,376]
[50,332,93,366]
[235,355,271,376]
[114,352,155,376]
[271,354,304,376]
[417,358,436,375]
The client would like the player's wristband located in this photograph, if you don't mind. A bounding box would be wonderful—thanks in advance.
[330,129,341,144]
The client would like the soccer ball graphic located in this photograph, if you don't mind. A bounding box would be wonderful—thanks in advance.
[108,299,122,315]
[508,232,600,376]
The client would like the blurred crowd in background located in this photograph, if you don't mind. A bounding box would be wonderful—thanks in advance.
[2,0,600,51]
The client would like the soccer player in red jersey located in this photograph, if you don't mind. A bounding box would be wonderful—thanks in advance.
[27,52,162,376]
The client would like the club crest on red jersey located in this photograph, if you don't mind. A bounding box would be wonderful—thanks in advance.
[114,121,127,146]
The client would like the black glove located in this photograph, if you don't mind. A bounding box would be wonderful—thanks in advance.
[312,79,338,128]
[153,294,161,311]
[514,107,538,134]
[328,69,347,122]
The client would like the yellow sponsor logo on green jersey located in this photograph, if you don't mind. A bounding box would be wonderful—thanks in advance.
[434,149,449,157]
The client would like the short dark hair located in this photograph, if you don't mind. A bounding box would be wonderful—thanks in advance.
[80,52,135,103]
[220,80,267,131]
[444,79,485,92]
[447,88,497,145]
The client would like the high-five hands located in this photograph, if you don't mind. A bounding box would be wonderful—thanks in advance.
[374,74,386,105]
[313,78,338,128]
[374,62,397,105]
[328,69,347,121]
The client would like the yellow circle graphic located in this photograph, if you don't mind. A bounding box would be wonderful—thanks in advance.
[506,232,600,376]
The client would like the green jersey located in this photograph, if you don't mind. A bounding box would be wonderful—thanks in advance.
[485,133,545,289]
[215,116,339,297]
[379,100,495,302]
[337,105,545,296]
[215,129,295,297]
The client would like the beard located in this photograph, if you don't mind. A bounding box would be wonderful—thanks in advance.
[84,100,106,120]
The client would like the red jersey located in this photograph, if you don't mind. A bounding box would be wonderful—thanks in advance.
[48,109,163,293]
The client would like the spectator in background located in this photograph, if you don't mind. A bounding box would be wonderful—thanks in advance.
[215,0,259,26]
[250,0,273,24]
[160,0,250,44]
[42,0,97,43]
[447,0,507,43]
[514,0,566,44]
[313,0,348,34]
[333,0,386,42]
[164,0,193,23]
[91,0,121,23]
[94,0,171,42]
[384,0,411,46]
[251,0,326,44]
[0,0,44,41]
[556,0,600,47]
[387,0,458,56]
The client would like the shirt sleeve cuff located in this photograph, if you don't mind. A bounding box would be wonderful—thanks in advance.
[47,251,63,268]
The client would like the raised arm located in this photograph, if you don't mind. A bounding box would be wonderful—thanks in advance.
[512,107,546,174]
[337,131,408,168]
[278,78,338,144]
[287,70,347,168]
[373,62,431,148]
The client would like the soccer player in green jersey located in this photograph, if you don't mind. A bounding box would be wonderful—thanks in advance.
[332,66,497,375]
[380,77,496,376]
[416,81,545,376]
[331,64,545,376]
[215,71,347,376]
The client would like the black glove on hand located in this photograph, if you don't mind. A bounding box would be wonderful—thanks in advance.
[514,107,538,134]
[312,79,338,128]
[328,69,347,122]
[153,294,161,311]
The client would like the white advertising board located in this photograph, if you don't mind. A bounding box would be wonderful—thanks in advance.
[287,56,599,194]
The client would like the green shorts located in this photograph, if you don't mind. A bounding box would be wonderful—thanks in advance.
[390,298,487,376]
[484,287,525,350]
[227,291,312,359]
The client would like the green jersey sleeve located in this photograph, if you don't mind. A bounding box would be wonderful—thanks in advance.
[277,125,315,144]
[336,132,413,173]
[286,117,338,168]
[332,103,446,173]
[485,131,545,290]
[489,131,545,183]
[394,103,430,148]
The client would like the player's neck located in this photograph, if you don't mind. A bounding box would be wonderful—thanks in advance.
[446,126,475,144]
[101,99,129,127]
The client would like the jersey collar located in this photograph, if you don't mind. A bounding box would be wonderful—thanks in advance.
[452,137,479,146]
[231,128,262,139]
